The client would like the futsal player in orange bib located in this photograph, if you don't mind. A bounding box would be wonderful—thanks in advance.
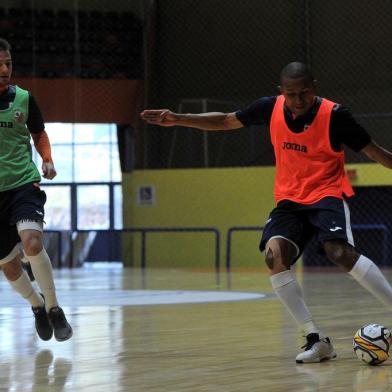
[141,62,392,363]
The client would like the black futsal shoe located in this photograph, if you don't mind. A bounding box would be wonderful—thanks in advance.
[48,307,73,342]
[32,304,53,341]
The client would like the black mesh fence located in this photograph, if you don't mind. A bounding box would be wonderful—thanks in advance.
[141,0,392,268]
[144,0,392,169]
[6,0,391,168]
[2,0,392,268]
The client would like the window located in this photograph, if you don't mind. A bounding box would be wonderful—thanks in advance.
[32,123,122,230]
[114,184,123,229]
[40,185,71,230]
[77,185,110,229]
[34,123,121,184]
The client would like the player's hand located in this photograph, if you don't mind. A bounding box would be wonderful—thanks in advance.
[42,161,57,180]
[140,109,178,127]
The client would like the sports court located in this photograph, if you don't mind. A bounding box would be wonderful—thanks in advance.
[2,267,392,390]
[1,0,392,391]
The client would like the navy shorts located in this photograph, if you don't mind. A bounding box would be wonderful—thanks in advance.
[0,182,46,259]
[259,196,354,263]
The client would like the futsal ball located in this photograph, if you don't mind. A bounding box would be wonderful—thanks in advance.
[353,324,392,365]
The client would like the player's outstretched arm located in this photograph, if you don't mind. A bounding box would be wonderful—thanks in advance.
[361,141,392,169]
[140,109,243,131]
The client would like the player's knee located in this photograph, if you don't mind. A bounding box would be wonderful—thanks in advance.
[265,249,275,269]
[324,241,358,270]
[22,234,43,256]
[264,238,295,270]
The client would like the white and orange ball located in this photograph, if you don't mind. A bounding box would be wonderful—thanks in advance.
[353,324,392,366]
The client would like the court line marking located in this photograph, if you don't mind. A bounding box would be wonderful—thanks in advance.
[0,289,275,308]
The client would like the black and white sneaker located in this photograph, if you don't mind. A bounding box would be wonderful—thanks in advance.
[48,307,73,342]
[296,333,337,363]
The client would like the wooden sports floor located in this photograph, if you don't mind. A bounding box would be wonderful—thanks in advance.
[1,264,392,392]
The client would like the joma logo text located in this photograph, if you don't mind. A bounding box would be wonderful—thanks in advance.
[0,121,13,128]
[282,142,308,153]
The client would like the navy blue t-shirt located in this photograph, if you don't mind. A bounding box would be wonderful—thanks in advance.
[235,96,371,152]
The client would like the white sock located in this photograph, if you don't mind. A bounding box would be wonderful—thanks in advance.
[350,255,392,309]
[270,270,320,336]
[26,248,59,312]
[10,271,44,308]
